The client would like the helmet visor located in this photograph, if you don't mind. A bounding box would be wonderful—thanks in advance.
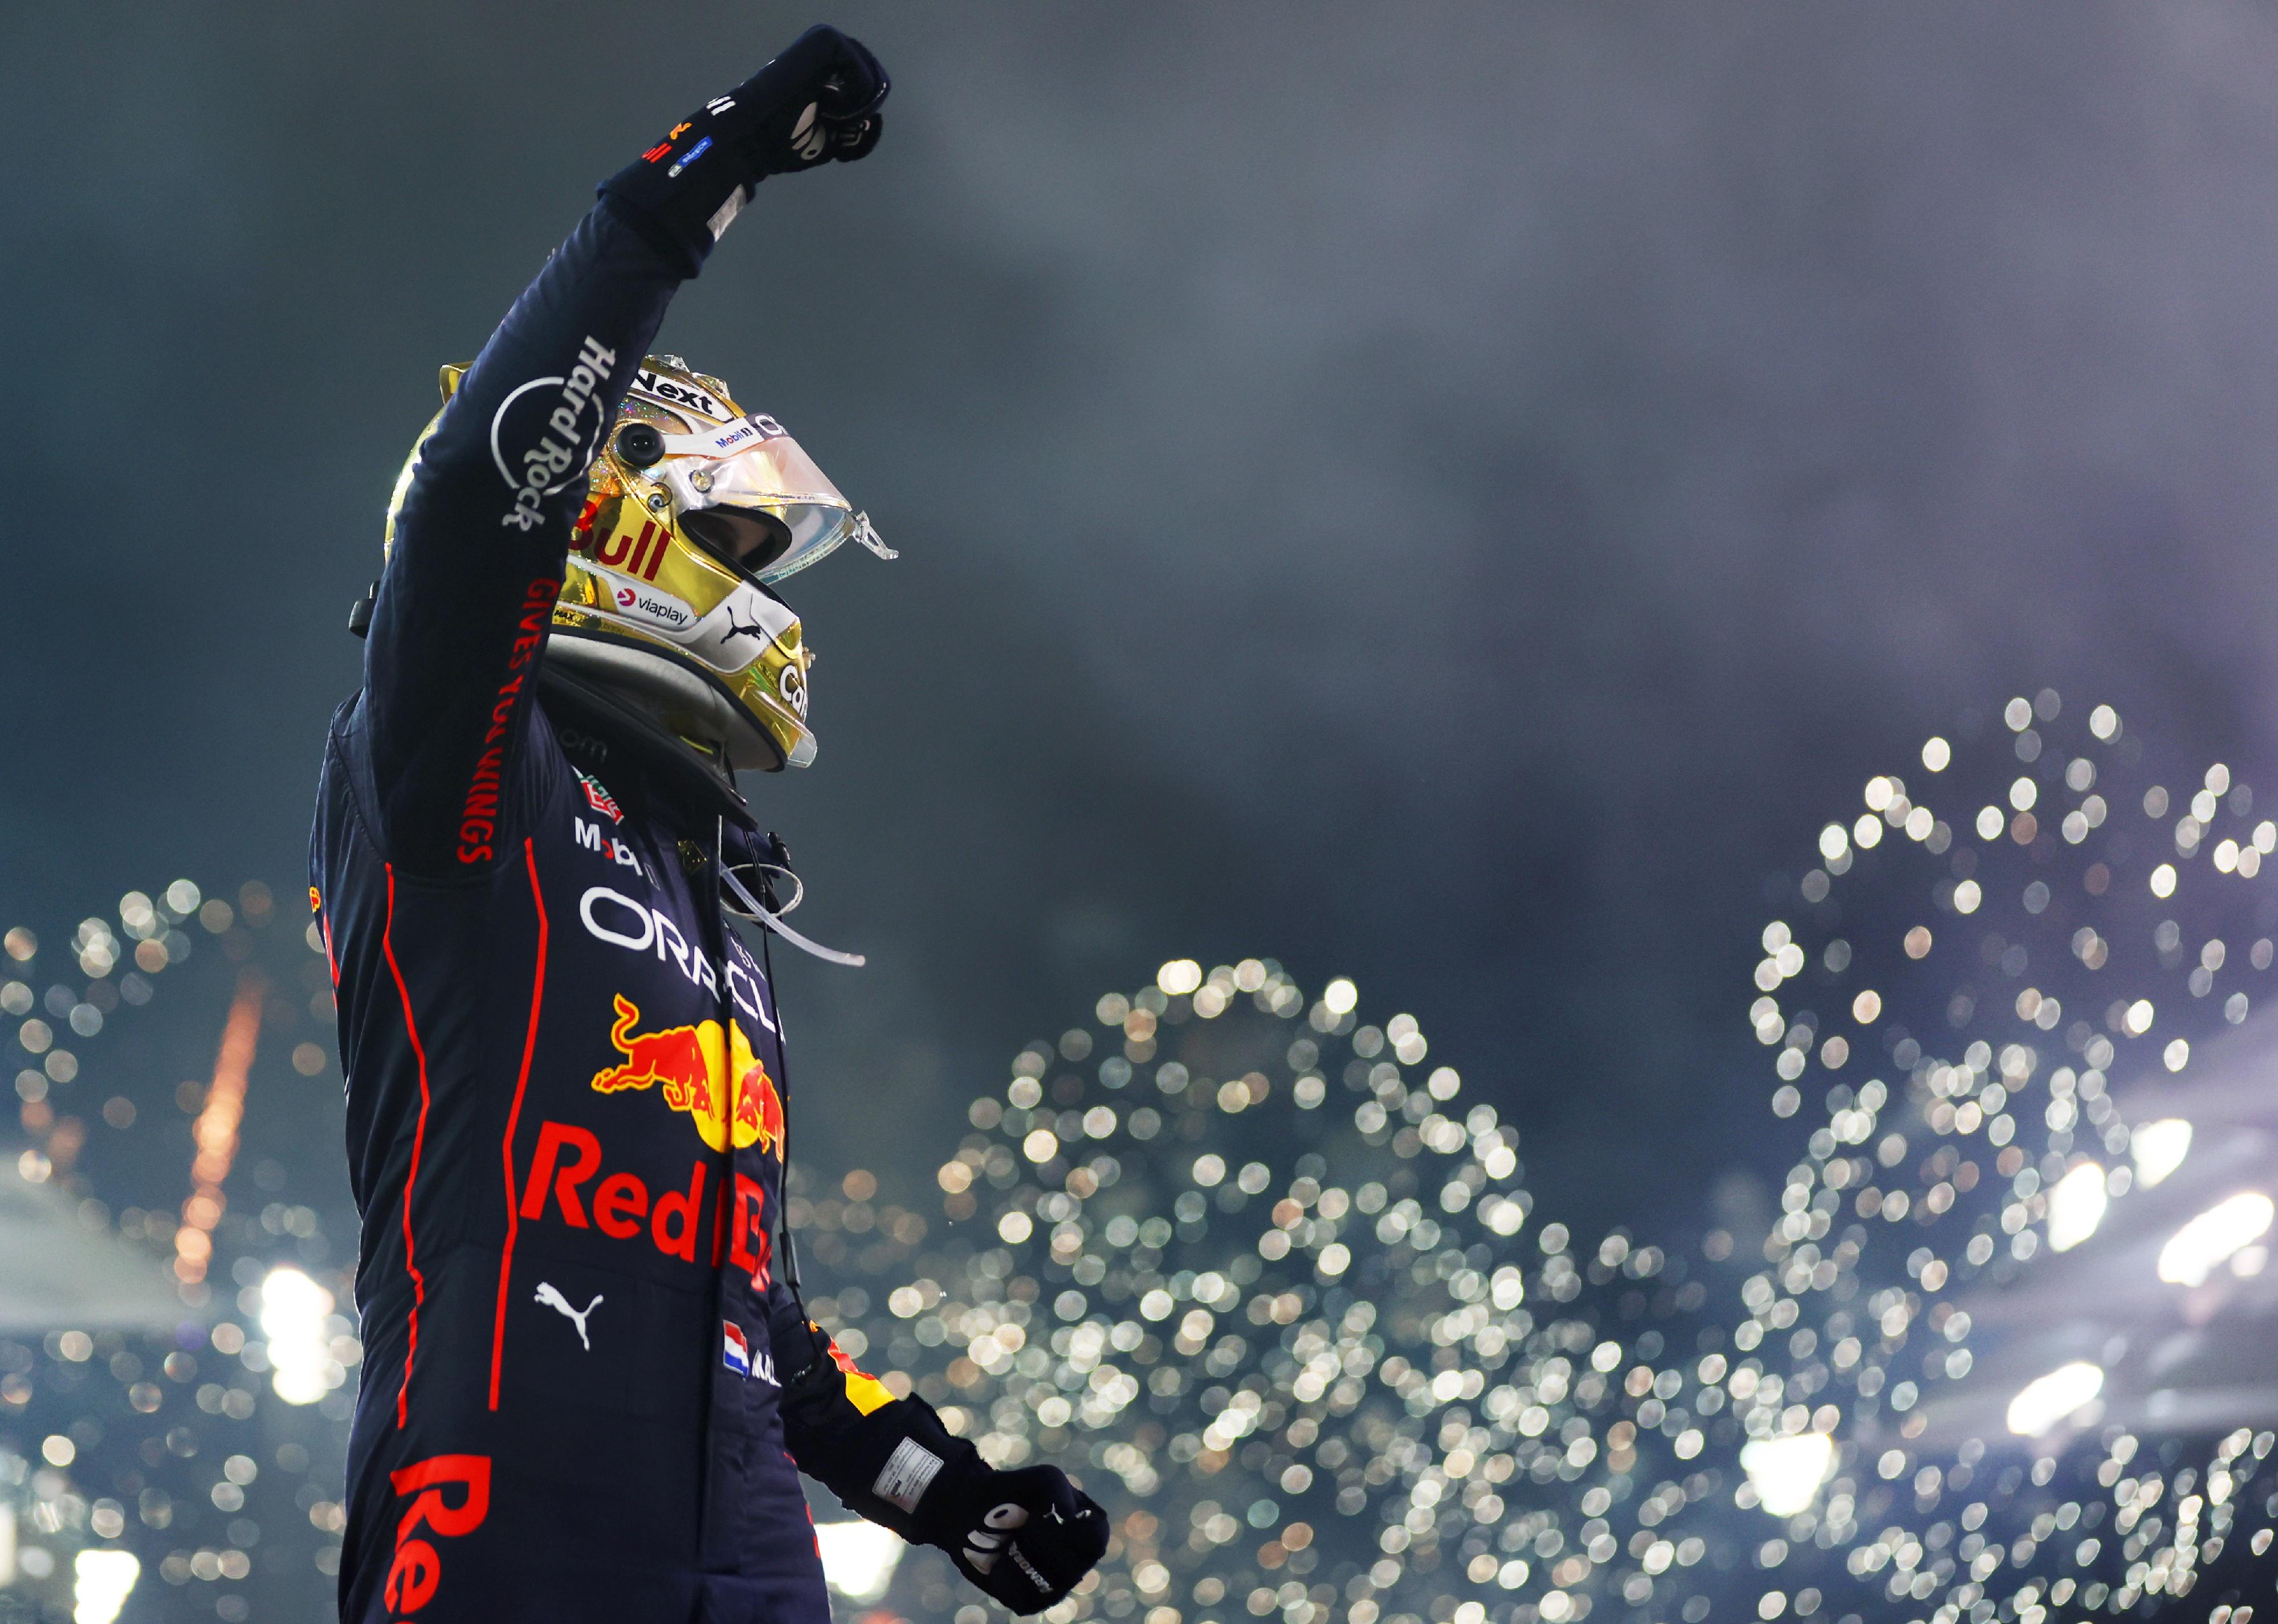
[679,506,794,575]
[659,415,858,584]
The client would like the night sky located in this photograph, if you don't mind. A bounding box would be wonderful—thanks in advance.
[6,2,2278,1247]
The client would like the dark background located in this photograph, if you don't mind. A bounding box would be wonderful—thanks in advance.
[5,2,2276,1245]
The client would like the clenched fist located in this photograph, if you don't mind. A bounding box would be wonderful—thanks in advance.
[601,24,891,275]
[938,1466,1110,1614]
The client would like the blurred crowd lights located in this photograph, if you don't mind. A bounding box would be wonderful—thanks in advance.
[1732,685,2278,1616]
[898,957,1719,1624]
[0,870,354,1618]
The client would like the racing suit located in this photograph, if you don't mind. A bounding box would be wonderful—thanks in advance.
[309,43,1038,1619]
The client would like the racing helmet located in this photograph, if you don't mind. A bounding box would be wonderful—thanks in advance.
[385,354,891,773]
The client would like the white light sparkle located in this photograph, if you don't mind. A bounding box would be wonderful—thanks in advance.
[1739,1434,1835,1517]
[2006,1362,2103,1437]
[816,1518,904,1600]
[2158,1193,2275,1287]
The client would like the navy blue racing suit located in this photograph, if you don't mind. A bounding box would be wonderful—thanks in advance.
[311,186,977,1622]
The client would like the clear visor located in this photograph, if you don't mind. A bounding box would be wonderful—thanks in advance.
[658,416,875,583]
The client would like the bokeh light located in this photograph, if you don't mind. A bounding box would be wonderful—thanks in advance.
[6,691,2278,1620]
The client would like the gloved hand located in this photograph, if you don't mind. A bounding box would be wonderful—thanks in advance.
[601,24,890,275]
[714,23,889,178]
[937,1465,1109,1614]
[769,1332,1101,1613]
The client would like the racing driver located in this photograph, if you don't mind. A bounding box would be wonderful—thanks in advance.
[311,26,1108,1621]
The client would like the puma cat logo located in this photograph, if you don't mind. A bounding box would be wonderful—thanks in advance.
[535,1282,602,1350]
[721,610,773,647]
[964,1502,1028,1576]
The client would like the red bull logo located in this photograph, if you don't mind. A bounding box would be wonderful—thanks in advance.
[590,994,784,1154]
[384,1454,489,1616]
[519,1121,774,1284]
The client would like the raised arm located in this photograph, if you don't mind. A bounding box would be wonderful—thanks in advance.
[358,26,887,874]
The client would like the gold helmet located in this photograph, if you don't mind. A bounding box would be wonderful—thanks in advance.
[386,354,892,772]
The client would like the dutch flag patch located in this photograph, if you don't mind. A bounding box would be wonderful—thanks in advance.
[723,1320,752,1378]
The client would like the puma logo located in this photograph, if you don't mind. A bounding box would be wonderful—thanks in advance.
[535,1283,602,1350]
[791,103,826,162]
[721,610,772,647]
[964,1502,1028,1577]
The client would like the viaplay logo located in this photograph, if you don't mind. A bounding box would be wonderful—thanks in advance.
[493,336,616,532]
[590,994,784,1155]
[607,580,696,633]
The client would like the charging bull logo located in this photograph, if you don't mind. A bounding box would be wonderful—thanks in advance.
[590,994,784,1154]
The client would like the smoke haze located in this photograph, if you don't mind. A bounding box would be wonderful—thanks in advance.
[4,3,2276,1237]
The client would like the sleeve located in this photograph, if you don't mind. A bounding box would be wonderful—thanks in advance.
[357,196,680,875]
[765,1275,991,1544]
[357,27,883,876]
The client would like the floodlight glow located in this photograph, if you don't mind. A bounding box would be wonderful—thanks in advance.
[2045,1163,2108,1252]
[72,1549,139,1624]
[2158,1193,2275,1287]
[2006,1362,2103,1437]
[815,1518,904,1601]
[2132,1119,2192,1189]
[260,1265,337,1405]
[1739,1434,1835,1516]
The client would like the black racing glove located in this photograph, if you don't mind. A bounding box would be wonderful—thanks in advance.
[774,1341,1104,1613]
[928,1463,1110,1615]
[601,24,889,276]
